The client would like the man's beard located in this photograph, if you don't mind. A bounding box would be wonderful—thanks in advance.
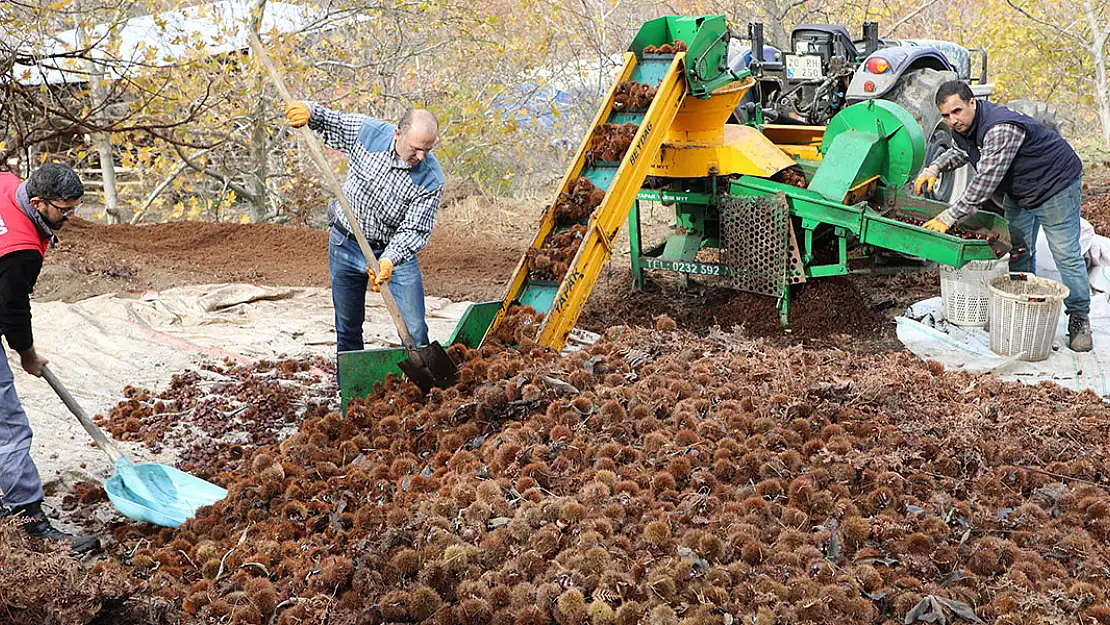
[43,215,64,229]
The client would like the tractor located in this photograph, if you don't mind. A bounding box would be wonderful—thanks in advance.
[728,22,991,204]
[728,22,1058,206]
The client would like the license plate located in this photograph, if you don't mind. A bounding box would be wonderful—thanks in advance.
[786,54,823,80]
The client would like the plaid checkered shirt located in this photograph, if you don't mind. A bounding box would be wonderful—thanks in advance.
[307,103,444,265]
[933,122,1026,222]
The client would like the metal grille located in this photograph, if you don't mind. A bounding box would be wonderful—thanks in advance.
[787,226,806,285]
[720,193,793,296]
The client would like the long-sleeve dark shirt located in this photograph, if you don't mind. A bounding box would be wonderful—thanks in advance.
[0,250,42,352]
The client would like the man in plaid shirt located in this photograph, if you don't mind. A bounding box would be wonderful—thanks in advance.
[916,81,1089,351]
[286,103,444,354]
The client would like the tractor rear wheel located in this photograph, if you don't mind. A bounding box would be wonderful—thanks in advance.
[884,67,970,204]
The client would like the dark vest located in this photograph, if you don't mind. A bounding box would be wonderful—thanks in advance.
[952,100,1082,208]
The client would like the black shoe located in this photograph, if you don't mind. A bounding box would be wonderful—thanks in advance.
[7,501,101,554]
[1069,314,1093,352]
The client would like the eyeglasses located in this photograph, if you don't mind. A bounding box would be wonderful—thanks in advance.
[40,198,80,217]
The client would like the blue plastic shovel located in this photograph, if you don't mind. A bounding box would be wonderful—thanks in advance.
[42,365,227,527]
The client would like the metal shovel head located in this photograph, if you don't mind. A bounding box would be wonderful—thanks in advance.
[105,457,228,527]
[398,341,458,393]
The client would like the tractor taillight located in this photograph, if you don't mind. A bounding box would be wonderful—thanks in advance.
[864,81,876,92]
[866,57,891,74]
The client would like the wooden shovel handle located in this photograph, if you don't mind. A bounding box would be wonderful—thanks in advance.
[41,365,125,465]
[246,32,417,349]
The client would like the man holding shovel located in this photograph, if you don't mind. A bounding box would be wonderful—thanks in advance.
[286,103,444,359]
[0,163,99,554]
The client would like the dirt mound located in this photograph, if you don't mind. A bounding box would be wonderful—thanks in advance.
[581,271,885,343]
[60,218,328,284]
[417,229,522,302]
[89,327,1110,625]
[440,177,484,207]
[37,217,524,303]
[41,219,330,301]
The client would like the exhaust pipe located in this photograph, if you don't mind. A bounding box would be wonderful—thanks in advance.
[862,21,879,56]
[748,22,765,77]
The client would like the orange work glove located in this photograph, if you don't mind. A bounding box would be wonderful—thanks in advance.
[913,163,941,196]
[921,218,950,233]
[366,258,394,292]
[285,101,311,128]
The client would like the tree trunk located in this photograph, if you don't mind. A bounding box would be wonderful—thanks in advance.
[248,73,269,223]
[756,0,793,51]
[246,0,270,223]
[1083,0,1110,142]
[1094,50,1110,143]
[92,133,120,221]
[77,23,125,223]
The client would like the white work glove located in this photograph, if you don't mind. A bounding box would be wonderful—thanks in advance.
[935,209,958,227]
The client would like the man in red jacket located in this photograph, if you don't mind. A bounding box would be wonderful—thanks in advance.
[0,163,99,553]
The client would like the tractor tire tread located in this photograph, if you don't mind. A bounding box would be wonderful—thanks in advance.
[884,68,966,202]
[1003,99,1061,135]
[884,67,958,134]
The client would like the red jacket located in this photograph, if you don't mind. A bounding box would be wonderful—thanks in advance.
[0,173,49,258]
[0,172,50,352]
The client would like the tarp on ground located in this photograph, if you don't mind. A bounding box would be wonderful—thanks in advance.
[897,216,1110,397]
[896,293,1110,398]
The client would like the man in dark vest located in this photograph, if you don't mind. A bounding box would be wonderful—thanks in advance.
[0,163,99,553]
[915,80,1090,351]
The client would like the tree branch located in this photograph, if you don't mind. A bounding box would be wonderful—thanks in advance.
[883,0,947,37]
[170,143,256,200]
[1005,0,1093,50]
[131,151,206,225]
[1082,0,1110,49]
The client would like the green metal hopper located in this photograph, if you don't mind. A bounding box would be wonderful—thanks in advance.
[338,301,500,413]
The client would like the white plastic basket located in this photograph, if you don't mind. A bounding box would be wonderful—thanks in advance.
[940,259,1009,326]
[988,272,1069,361]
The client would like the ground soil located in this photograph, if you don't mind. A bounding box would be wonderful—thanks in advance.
[579,269,902,346]
[39,218,524,304]
[1082,164,1110,236]
[16,166,1110,625]
[39,216,936,353]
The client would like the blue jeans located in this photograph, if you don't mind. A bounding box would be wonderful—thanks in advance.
[0,354,43,510]
[1005,177,1089,317]
[329,226,430,354]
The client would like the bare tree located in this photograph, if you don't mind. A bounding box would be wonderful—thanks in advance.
[0,1,219,175]
[76,7,122,222]
[1007,0,1110,142]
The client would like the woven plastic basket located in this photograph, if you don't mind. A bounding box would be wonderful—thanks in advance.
[988,272,1069,361]
[940,259,1008,326]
